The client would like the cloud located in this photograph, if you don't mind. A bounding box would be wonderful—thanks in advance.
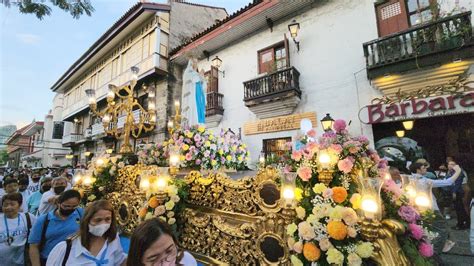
[16,33,41,44]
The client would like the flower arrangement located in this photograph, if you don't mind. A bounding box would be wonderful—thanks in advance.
[381,178,437,265]
[138,178,188,234]
[286,120,379,265]
[75,153,126,204]
[138,125,250,170]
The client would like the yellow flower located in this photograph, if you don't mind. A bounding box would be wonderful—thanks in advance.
[180,155,186,161]
[163,141,168,146]
[164,200,175,210]
[183,144,189,151]
[327,248,344,265]
[186,132,194,138]
[168,139,174,144]
[356,242,374,258]
[312,183,327,194]
[290,255,303,266]
[198,125,205,133]
[306,214,319,225]
[209,134,214,140]
[329,205,345,220]
[211,160,217,166]
[350,193,362,209]
[205,141,211,147]
[347,253,362,266]
[296,206,306,220]
[242,144,247,149]
[286,223,297,236]
[168,218,176,225]
[226,155,232,161]
[218,149,224,155]
[295,188,303,201]
[145,213,154,220]
[238,156,243,161]
[231,145,237,152]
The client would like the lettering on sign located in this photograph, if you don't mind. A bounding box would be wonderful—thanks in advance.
[365,92,474,124]
[244,112,317,135]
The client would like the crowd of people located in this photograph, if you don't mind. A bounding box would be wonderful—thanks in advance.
[389,157,474,264]
[0,167,197,266]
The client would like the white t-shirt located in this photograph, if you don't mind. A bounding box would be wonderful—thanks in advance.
[0,213,36,266]
[27,179,40,194]
[38,190,58,215]
[19,190,32,213]
[46,234,126,266]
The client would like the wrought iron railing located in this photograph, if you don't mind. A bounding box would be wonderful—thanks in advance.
[206,92,224,116]
[243,66,301,102]
[363,11,472,69]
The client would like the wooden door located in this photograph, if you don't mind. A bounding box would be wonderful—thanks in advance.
[258,48,274,74]
[375,0,409,37]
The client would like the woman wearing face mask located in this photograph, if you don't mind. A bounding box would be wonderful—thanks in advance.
[38,177,69,215]
[46,200,126,265]
[127,218,197,266]
[28,190,83,266]
[28,177,52,216]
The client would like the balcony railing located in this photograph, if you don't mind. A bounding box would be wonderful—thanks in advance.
[206,92,224,117]
[62,133,83,145]
[243,66,301,105]
[363,12,472,77]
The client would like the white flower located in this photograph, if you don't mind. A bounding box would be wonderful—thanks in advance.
[168,218,176,225]
[117,162,125,168]
[145,213,154,220]
[293,241,303,253]
[154,206,166,216]
[319,238,332,251]
[170,195,180,203]
[167,211,175,218]
[347,253,362,266]
[298,221,316,241]
[287,237,296,250]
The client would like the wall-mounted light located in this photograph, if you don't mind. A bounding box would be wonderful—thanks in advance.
[320,113,334,132]
[288,19,300,52]
[402,120,414,130]
[84,151,91,157]
[85,89,96,105]
[66,153,74,160]
[396,130,405,138]
[131,66,139,81]
[106,148,114,154]
[73,118,80,124]
[212,56,225,77]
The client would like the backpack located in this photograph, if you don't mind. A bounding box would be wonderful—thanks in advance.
[39,209,82,252]
[62,237,73,266]
[24,213,32,266]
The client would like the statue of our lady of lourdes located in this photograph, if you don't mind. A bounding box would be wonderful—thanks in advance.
[181,59,207,128]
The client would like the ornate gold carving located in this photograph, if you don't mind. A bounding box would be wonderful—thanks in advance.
[361,219,410,266]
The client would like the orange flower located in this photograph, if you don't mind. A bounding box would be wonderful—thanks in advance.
[303,242,321,262]
[148,196,160,208]
[327,220,347,240]
[138,207,148,218]
[332,187,348,203]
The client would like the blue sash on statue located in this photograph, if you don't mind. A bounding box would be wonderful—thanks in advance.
[195,81,206,124]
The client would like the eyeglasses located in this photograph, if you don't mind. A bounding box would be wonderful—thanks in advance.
[60,203,79,209]
[148,247,178,265]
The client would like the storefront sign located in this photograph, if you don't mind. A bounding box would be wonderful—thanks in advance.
[364,92,474,124]
[244,112,317,135]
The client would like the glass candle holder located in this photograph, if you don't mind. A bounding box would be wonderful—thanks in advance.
[281,172,297,208]
[414,179,433,211]
[358,176,383,220]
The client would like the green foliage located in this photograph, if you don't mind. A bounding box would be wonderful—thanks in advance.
[2,0,94,20]
[0,149,8,165]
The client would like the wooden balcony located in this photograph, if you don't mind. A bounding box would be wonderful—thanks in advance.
[205,92,224,128]
[243,67,301,119]
[206,92,224,117]
[363,12,473,79]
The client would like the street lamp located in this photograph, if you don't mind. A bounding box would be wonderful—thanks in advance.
[395,130,405,138]
[402,120,414,130]
[85,66,156,154]
[288,19,300,52]
[212,56,225,77]
[320,113,334,132]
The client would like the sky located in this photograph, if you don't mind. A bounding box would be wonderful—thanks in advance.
[0,0,249,129]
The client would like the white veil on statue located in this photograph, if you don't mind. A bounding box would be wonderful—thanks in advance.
[181,59,207,128]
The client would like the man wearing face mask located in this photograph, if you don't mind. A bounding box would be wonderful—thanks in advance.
[28,177,52,216]
[46,200,126,265]
[18,177,32,212]
[28,172,42,193]
[28,190,83,266]
[38,177,68,215]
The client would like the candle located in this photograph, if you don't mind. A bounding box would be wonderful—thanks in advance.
[83,175,93,186]
[96,158,105,166]
[155,176,168,192]
[361,196,378,219]
[140,178,150,190]
[282,186,295,206]
[174,100,180,107]
[318,150,331,168]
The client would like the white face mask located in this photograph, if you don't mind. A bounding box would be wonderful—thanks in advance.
[88,223,111,237]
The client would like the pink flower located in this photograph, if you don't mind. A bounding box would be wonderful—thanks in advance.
[297,166,312,181]
[333,119,346,132]
[291,151,302,161]
[408,223,423,240]
[323,188,333,199]
[337,157,354,173]
[398,206,420,223]
[330,144,343,154]
[383,179,402,199]
[418,242,434,257]
[307,129,317,138]
[185,153,192,161]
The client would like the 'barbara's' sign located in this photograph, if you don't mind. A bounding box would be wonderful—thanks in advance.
[366,92,474,124]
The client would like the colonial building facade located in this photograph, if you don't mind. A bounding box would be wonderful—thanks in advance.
[50,1,227,166]
[170,0,473,170]
[6,121,44,168]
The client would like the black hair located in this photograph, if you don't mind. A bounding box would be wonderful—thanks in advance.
[2,192,23,206]
[57,189,81,203]
[409,162,424,174]
[18,177,29,186]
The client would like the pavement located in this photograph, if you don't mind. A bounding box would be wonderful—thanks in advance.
[439,216,474,265]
